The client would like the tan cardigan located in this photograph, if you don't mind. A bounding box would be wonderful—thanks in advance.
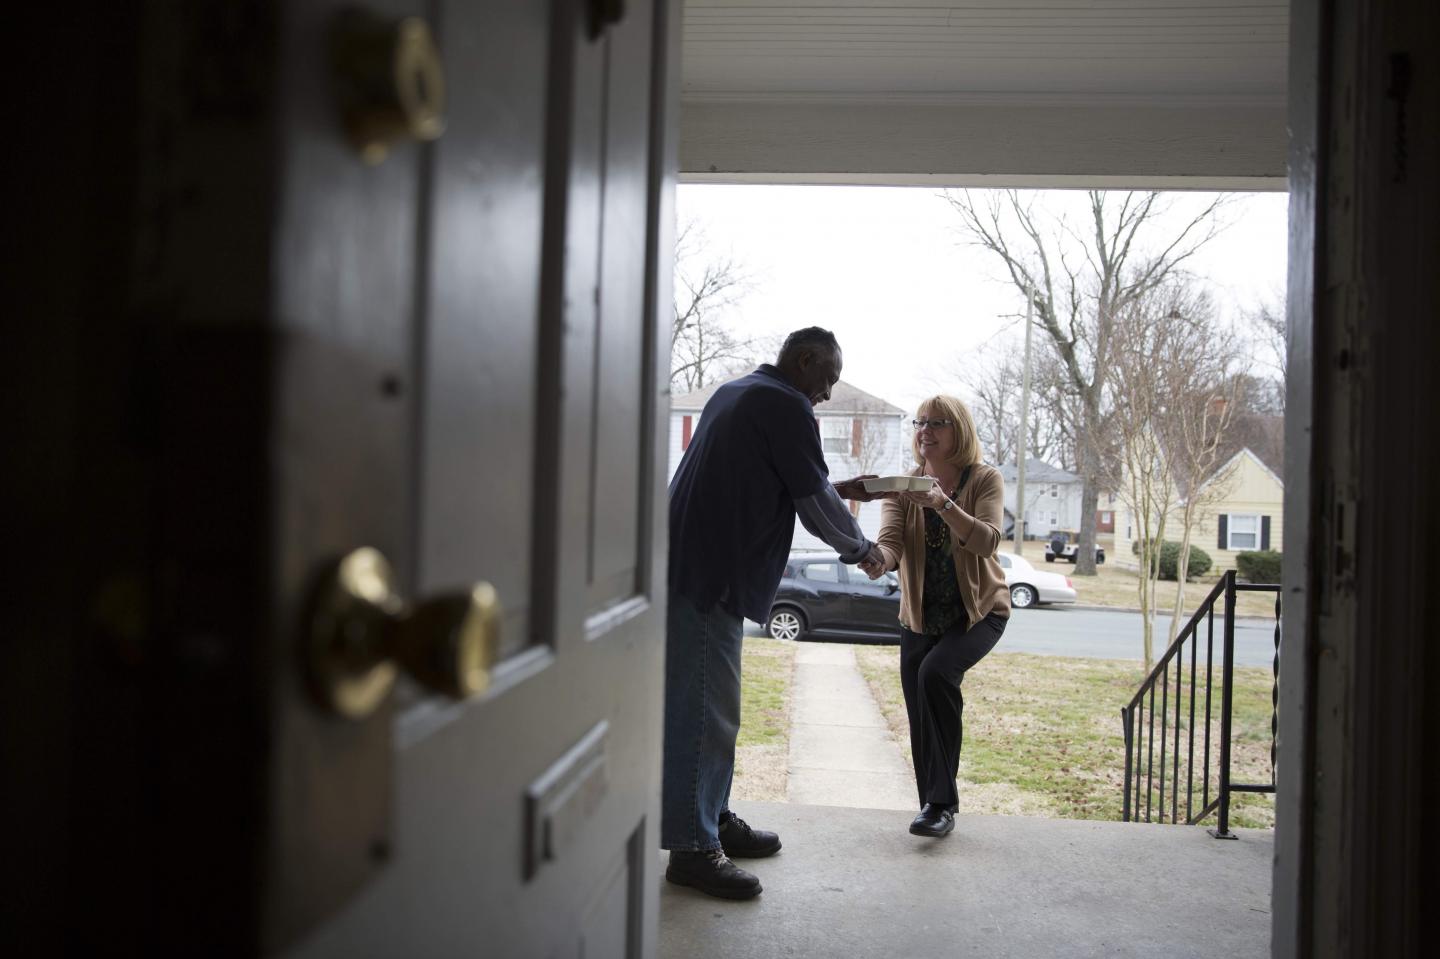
[875,463,1011,631]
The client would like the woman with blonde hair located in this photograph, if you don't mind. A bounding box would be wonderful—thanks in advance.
[866,394,1010,838]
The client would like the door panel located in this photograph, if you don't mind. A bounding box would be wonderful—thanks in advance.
[416,0,552,662]
[588,0,657,611]
[275,0,676,956]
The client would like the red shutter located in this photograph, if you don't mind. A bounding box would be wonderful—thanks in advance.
[852,418,862,457]
[681,415,692,450]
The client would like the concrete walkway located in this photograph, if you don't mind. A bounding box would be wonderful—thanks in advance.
[786,643,915,811]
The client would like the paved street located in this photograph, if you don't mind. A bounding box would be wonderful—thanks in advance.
[748,606,1281,667]
[997,606,1280,666]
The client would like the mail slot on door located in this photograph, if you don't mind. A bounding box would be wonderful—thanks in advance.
[525,721,609,880]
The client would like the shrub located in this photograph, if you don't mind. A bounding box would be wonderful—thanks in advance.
[1162,541,1211,580]
[1236,550,1282,583]
[1135,540,1213,581]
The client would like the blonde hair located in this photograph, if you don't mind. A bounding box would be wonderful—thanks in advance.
[910,394,983,469]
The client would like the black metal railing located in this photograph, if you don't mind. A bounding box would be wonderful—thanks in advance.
[1120,570,1281,838]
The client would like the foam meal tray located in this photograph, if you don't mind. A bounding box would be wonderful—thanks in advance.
[860,475,936,493]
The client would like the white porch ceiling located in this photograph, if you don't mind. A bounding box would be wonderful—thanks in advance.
[679,1,1290,188]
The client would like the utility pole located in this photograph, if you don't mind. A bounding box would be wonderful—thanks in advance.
[1013,282,1034,555]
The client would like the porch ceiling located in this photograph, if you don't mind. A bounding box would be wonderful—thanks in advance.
[679,1,1290,188]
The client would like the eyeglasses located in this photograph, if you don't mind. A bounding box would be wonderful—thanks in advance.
[912,418,953,431]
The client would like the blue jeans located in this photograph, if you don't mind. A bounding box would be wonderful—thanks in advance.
[661,589,743,851]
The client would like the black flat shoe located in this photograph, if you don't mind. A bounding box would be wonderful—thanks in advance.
[909,803,955,838]
[719,810,782,858]
[665,849,762,900]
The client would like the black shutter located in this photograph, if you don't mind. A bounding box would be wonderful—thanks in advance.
[1261,515,1271,551]
[1218,514,1228,550]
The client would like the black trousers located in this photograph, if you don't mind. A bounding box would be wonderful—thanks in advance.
[899,612,1007,811]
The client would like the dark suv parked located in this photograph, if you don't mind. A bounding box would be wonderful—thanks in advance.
[765,553,902,643]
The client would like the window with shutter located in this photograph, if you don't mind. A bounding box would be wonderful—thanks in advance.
[681,415,693,450]
[1227,513,1260,550]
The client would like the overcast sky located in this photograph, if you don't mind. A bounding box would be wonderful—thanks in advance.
[675,185,1289,417]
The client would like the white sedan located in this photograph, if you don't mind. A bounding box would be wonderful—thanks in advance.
[998,552,1077,609]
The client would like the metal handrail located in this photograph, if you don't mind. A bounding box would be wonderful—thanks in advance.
[1120,570,1281,837]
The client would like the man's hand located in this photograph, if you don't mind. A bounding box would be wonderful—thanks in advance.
[858,545,887,580]
[834,475,893,502]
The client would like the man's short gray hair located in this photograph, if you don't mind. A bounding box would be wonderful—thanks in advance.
[777,327,840,364]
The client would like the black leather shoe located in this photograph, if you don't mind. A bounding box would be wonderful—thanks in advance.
[909,803,955,838]
[665,849,762,900]
[719,811,782,858]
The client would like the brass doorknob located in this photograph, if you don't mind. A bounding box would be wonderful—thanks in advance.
[331,9,447,164]
[306,547,500,719]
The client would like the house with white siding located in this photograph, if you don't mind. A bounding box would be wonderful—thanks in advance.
[668,377,906,549]
[998,458,1084,539]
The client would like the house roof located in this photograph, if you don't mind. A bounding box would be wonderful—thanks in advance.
[1204,447,1285,492]
[998,457,1080,485]
[671,375,904,415]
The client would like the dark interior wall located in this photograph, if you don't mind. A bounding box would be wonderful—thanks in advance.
[7,4,144,949]
[6,4,279,954]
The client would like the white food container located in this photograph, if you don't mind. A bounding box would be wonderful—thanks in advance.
[860,475,936,493]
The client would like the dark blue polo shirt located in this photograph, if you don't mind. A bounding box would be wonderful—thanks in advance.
[669,365,830,622]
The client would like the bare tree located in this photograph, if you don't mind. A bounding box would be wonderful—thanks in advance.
[1157,289,1248,648]
[1246,293,1287,398]
[952,336,1070,468]
[1104,294,1183,670]
[671,220,767,390]
[945,190,1230,576]
[1027,348,1080,471]
[1103,280,1250,666]
[956,339,1023,465]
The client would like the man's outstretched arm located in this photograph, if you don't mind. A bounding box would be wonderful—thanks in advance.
[795,485,883,567]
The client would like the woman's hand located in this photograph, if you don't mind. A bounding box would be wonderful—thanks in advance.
[901,480,949,512]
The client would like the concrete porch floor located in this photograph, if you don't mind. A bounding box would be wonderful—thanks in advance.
[660,801,1272,959]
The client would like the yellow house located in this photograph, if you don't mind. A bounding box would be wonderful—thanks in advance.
[1192,448,1285,571]
[1117,447,1284,573]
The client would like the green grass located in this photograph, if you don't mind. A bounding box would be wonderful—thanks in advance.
[737,637,796,749]
[852,647,1277,828]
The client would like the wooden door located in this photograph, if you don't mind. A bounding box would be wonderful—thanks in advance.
[7,0,676,955]
[274,1,678,956]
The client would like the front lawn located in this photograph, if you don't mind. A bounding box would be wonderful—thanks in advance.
[852,646,1278,828]
[730,637,797,802]
[1008,538,1278,619]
